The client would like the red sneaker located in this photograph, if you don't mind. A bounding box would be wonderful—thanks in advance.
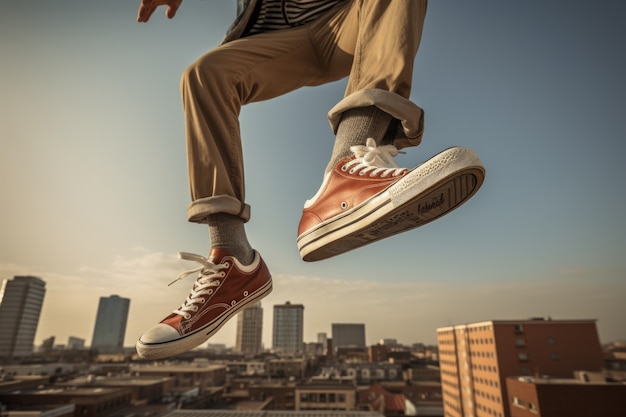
[136,249,272,359]
[297,139,485,261]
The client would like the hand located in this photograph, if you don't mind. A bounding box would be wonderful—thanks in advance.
[137,0,182,22]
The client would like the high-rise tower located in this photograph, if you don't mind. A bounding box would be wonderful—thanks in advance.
[90,295,130,353]
[272,301,304,354]
[235,301,263,356]
[0,276,46,357]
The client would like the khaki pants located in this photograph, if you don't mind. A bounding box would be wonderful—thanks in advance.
[182,0,428,223]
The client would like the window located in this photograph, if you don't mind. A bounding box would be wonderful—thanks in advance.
[518,352,528,361]
[550,352,560,361]
[515,338,526,347]
[514,324,524,333]
[548,337,557,346]
[512,397,525,408]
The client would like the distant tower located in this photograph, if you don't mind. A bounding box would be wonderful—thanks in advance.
[235,302,263,356]
[90,295,130,353]
[332,323,366,351]
[0,276,46,358]
[272,301,304,354]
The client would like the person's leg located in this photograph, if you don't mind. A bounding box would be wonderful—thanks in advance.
[137,25,343,359]
[297,0,485,261]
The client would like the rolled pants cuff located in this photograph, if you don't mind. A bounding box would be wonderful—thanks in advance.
[328,89,424,150]
[188,195,251,224]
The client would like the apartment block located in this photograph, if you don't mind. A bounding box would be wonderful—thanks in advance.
[273,302,304,355]
[296,381,357,411]
[437,318,604,417]
[0,276,46,358]
[236,302,264,356]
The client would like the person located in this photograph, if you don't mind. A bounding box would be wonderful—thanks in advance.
[134,0,485,360]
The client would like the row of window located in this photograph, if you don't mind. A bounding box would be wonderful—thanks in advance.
[300,393,347,403]
[517,352,560,362]
[475,377,500,389]
[471,350,496,358]
[472,363,497,373]
[476,401,503,417]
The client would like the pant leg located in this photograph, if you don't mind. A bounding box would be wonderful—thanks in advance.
[182,27,333,223]
[314,0,429,149]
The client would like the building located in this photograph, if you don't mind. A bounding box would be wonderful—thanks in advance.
[437,318,605,417]
[332,324,366,351]
[506,373,626,417]
[0,275,46,358]
[67,336,85,350]
[296,380,357,411]
[273,301,304,355]
[129,362,227,390]
[0,386,133,417]
[236,302,264,356]
[90,295,130,353]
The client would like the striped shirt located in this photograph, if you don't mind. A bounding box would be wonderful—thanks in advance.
[247,0,347,35]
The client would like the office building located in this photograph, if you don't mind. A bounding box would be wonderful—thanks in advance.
[90,295,130,353]
[332,323,366,351]
[235,301,264,356]
[68,336,86,350]
[437,318,604,417]
[0,276,46,357]
[272,301,304,354]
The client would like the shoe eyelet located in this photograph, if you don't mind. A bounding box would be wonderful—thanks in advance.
[359,171,366,176]
[207,289,213,295]
[340,201,348,210]
[243,291,249,297]
[223,262,230,268]
[198,298,205,303]
[341,165,348,172]
[184,313,191,320]
[349,168,357,174]
[191,305,199,312]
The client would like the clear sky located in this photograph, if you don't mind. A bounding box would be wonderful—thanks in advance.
[1,1,625,350]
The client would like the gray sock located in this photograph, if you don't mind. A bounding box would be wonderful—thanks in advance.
[325,106,393,174]
[207,213,254,265]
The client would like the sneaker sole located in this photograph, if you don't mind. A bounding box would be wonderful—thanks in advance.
[297,147,485,262]
[135,279,272,360]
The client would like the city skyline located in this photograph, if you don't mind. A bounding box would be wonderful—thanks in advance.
[2,274,621,355]
[2,2,625,351]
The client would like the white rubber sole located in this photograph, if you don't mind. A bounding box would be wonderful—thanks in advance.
[297,147,485,262]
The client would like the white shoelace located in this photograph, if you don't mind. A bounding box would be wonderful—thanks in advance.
[168,252,229,320]
[344,138,408,177]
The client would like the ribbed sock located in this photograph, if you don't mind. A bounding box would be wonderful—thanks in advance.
[207,213,254,265]
[325,106,393,174]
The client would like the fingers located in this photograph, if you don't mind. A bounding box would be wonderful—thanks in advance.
[137,0,182,23]
[166,0,182,19]
[137,0,157,22]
